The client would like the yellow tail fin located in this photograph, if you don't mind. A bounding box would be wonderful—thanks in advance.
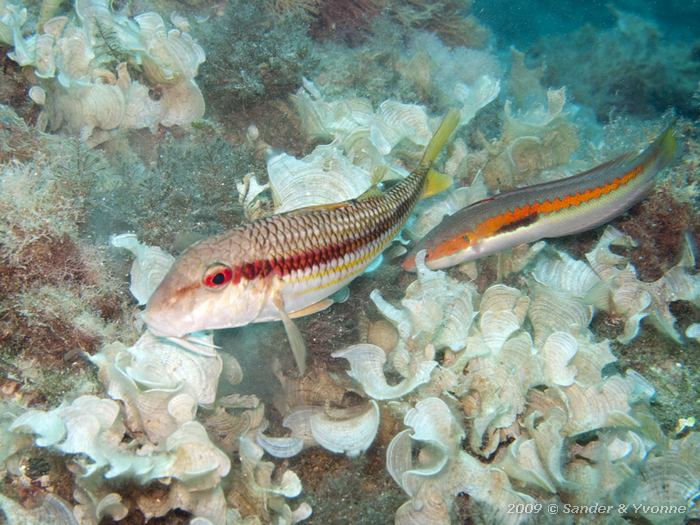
[421,168,453,198]
[417,109,460,198]
[420,109,461,167]
[654,125,677,167]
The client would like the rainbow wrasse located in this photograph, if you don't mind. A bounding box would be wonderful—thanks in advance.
[403,125,677,271]
[144,110,460,371]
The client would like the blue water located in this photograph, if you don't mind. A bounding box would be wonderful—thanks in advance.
[477,0,700,46]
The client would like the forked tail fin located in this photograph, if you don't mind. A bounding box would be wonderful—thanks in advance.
[418,109,461,198]
[651,125,677,170]
[420,109,461,167]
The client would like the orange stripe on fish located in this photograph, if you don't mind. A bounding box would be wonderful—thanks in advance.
[404,125,677,271]
[471,161,646,241]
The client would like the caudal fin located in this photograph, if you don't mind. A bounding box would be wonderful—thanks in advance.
[652,125,677,169]
[417,109,460,198]
[420,109,461,167]
[421,168,453,198]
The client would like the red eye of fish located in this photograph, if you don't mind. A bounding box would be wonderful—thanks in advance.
[203,264,233,288]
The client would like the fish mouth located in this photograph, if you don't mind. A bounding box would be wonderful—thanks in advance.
[141,310,166,336]
[401,250,419,272]
[141,303,189,338]
[141,315,171,337]
[401,244,431,272]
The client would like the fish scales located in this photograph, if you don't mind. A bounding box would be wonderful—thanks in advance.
[143,109,460,339]
[234,175,420,283]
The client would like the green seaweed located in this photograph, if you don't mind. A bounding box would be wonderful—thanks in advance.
[93,17,134,67]
[196,0,316,112]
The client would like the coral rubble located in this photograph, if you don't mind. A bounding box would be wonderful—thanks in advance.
[3,236,311,524]
[331,248,700,523]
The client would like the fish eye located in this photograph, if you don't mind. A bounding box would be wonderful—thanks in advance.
[203,263,233,289]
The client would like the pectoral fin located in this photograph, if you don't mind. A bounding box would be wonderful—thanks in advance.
[273,292,307,375]
[289,298,334,319]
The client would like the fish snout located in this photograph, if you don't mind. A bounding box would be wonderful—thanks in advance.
[401,251,418,272]
[142,278,196,337]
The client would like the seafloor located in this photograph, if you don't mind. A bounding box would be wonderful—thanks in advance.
[0,0,699,524]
